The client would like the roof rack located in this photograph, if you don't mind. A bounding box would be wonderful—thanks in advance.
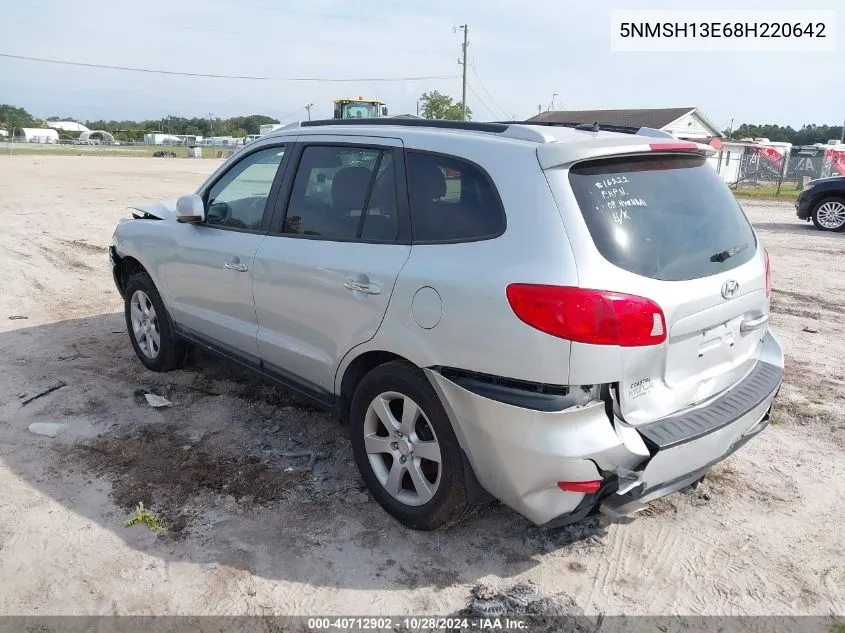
[300,118,509,133]
[273,118,676,143]
[504,120,675,139]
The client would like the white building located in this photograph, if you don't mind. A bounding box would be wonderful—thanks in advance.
[48,121,90,133]
[200,136,240,147]
[709,140,754,183]
[143,133,185,145]
[259,123,284,136]
[19,128,59,143]
[527,107,723,142]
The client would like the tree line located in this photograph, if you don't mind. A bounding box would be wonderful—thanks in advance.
[0,104,278,142]
[4,101,841,145]
[0,93,472,140]
[726,123,844,145]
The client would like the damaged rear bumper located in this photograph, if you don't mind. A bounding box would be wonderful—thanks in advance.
[426,331,784,526]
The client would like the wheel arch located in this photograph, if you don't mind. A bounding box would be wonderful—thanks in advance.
[115,255,147,296]
[812,190,845,207]
[338,350,414,421]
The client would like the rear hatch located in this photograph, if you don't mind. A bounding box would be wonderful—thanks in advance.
[547,150,770,425]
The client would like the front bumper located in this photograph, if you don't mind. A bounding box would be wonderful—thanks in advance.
[795,194,812,219]
[426,331,784,526]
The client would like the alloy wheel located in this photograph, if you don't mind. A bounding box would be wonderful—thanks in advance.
[129,290,161,359]
[363,391,442,506]
[817,200,845,229]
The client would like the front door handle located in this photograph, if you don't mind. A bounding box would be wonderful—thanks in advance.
[740,314,769,333]
[224,259,249,272]
[344,279,382,295]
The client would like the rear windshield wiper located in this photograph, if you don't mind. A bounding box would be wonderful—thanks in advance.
[710,243,748,263]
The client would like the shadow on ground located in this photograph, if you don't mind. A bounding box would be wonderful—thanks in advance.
[0,313,607,591]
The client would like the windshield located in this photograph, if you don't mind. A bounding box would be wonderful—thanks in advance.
[567,154,757,281]
[342,103,378,119]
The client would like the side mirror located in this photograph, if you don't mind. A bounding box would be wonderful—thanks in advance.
[175,194,205,223]
[381,106,388,116]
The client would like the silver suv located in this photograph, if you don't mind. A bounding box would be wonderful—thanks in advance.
[109,119,783,530]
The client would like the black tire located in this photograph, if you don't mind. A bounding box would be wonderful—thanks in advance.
[123,272,188,372]
[349,361,468,530]
[811,196,845,232]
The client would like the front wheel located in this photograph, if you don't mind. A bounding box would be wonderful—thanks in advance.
[811,197,845,231]
[124,272,188,372]
[349,361,468,530]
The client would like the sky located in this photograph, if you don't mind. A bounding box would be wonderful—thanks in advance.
[1,0,843,129]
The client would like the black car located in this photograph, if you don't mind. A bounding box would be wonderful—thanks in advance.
[796,176,845,231]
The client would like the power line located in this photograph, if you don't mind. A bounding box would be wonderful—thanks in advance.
[465,81,497,120]
[468,59,509,120]
[277,105,307,121]
[0,53,459,83]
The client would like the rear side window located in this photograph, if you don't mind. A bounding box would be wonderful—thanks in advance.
[407,151,505,242]
[568,155,757,281]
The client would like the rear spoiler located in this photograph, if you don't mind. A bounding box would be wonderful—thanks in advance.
[536,135,716,170]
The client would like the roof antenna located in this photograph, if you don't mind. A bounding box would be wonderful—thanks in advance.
[575,121,601,132]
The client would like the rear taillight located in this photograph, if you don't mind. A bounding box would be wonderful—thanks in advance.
[505,285,667,347]
[764,248,772,298]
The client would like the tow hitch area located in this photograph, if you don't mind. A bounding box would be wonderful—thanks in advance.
[599,495,649,521]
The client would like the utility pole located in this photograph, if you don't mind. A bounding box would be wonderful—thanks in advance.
[208,113,214,137]
[457,24,468,121]
[840,117,844,144]
[305,103,314,121]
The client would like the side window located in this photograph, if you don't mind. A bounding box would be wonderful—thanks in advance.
[205,146,286,230]
[407,151,505,242]
[283,145,399,241]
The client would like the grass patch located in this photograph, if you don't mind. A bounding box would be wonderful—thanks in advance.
[731,185,800,201]
[124,502,169,532]
[829,621,845,633]
[770,411,787,425]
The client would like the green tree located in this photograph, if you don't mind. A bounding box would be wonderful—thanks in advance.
[419,91,472,121]
[725,122,844,145]
[0,104,35,133]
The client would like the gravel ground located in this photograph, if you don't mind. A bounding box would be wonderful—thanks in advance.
[0,156,842,617]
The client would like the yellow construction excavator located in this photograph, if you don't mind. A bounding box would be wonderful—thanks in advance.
[332,97,389,120]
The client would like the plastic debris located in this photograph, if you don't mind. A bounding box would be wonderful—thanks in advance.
[28,422,67,437]
[144,393,172,408]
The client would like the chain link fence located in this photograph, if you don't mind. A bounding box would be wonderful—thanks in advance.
[713,143,845,196]
[0,138,237,159]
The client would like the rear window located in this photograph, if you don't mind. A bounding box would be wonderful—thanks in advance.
[568,154,757,281]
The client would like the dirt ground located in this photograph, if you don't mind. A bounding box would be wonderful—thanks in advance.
[0,156,843,617]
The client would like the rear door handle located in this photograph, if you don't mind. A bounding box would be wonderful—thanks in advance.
[344,280,382,295]
[740,314,769,333]
[224,259,249,272]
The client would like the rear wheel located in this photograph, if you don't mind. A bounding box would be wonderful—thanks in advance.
[811,197,845,231]
[349,361,468,530]
[124,272,188,372]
